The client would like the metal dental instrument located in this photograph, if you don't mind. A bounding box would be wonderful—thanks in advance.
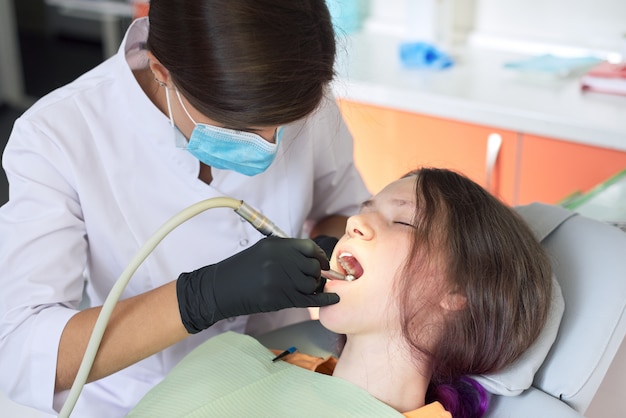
[321,269,355,282]
[234,201,290,238]
[234,201,352,281]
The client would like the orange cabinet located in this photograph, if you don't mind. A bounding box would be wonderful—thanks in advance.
[516,134,626,205]
[338,99,519,204]
[338,99,626,206]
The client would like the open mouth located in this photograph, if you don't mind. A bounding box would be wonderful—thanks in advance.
[337,252,364,281]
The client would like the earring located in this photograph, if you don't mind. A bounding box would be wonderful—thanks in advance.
[154,77,166,87]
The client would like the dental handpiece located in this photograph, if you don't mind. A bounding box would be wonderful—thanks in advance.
[234,201,353,281]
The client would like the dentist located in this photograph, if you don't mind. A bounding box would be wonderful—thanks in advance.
[0,1,369,416]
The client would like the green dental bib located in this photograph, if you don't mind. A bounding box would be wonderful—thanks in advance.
[128,332,402,417]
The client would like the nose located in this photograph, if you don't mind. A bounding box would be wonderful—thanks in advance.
[346,213,374,240]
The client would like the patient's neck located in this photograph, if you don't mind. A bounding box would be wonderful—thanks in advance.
[332,334,431,413]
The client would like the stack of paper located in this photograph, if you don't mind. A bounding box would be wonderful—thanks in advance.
[504,54,601,77]
[580,62,626,96]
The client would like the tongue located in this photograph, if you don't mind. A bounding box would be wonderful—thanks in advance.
[339,255,364,279]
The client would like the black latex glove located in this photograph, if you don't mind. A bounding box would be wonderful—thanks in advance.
[311,235,339,294]
[177,237,340,334]
[312,235,339,259]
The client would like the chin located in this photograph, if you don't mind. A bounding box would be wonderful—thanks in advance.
[318,305,347,335]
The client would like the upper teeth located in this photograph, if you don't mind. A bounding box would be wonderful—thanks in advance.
[338,252,356,276]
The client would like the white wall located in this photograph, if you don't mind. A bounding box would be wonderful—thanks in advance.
[473,0,626,54]
[364,0,475,43]
[364,0,625,57]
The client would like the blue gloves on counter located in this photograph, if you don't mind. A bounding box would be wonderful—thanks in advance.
[399,41,454,70]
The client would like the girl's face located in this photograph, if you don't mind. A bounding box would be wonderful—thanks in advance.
[319,176,420,336]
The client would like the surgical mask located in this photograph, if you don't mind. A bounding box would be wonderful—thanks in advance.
[165,88,282,176]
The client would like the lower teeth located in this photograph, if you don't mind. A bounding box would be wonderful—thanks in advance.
[345,274,356,281]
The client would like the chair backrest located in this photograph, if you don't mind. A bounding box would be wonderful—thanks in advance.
[257,204,626,417]
[484,203,626,417]
[520,203,626,413]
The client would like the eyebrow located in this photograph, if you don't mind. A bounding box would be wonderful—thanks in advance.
[360,198,415,210]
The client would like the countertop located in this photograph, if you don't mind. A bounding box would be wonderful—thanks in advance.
[331,31,626,152]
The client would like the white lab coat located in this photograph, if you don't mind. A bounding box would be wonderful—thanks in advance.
[0,18,369,417]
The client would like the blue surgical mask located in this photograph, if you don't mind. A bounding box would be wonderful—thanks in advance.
[165,88,282,176]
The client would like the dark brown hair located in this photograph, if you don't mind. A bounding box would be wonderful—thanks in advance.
[398,168,552,406]
[146,0,336,128]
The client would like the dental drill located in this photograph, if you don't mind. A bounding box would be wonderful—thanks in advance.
[59,197,349,418]
[234,201,353,282]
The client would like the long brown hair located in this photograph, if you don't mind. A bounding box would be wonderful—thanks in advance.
[146,0,336,128]
[398,168,552,383]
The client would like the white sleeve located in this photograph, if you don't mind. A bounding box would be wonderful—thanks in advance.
[307,94,371,223]
[0,116,84,413]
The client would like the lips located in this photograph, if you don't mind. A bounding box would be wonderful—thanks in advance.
[337,252,364,280]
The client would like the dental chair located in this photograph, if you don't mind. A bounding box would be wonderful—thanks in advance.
[257,203,626,417]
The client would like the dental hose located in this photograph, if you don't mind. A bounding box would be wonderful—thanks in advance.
[58,197,345,417]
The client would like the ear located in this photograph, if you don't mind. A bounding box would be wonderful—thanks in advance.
[440,291,467,312]
[147,51,171,87]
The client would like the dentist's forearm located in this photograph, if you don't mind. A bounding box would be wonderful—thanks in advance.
[55,281,188,392]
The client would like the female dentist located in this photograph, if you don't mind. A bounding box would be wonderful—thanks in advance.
[0,1,370,416]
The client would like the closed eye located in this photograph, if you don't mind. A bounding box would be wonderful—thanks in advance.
[394,221,416,228]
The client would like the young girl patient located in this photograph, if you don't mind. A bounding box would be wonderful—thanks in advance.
[317,167,553,417]
[129,167,553,417]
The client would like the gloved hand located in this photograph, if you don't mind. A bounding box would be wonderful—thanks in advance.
[176,237,340,334]
[311,235,339,293]
[312,235,339,259]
